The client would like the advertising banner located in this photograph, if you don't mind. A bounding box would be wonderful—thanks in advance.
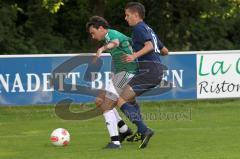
[0,54,196,106]
[197,53,240,99]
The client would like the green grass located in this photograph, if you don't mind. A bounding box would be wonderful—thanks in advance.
[1,99,240,159]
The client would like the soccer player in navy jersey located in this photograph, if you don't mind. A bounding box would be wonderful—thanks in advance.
[117,2,169,149]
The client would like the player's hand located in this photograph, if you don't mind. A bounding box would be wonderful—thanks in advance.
[92,48,103,63]
[96,47,104,57]
[121,53,137,63]
[160,47,168,56]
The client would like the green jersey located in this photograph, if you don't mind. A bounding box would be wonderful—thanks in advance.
[105,29,137,73]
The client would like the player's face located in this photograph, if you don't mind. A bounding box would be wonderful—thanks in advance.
[89,26,105,41]
[125,9,138,26]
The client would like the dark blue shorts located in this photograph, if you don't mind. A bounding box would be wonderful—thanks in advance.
[128,61,165,96]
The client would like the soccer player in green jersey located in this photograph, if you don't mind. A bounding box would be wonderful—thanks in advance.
[86,16,137,149]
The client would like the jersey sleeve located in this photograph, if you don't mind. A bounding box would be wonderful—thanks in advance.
[157,37,164,49]
[106,31,120,42]
[133,26,152,44]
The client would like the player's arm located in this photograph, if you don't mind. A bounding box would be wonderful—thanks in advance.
[122,41,153,62]
[134,40,169,58]
[96,39,120,57]
[122,42,168,62]
[132,41,153,59]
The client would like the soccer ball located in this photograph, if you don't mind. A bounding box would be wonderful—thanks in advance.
[50,128,70,146]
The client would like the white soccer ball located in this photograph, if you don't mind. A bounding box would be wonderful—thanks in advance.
[50,128,70,146]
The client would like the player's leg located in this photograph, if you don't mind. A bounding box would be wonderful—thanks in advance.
[118,84,155,149]
[100,75,134,148]
[94,90,120,148]
[112,108,127,133]
[117,62,163,148]
[110,71,137,142]
[117,85,149,136]
[99,97,121,148]
[95,90,106,107]
[95,89,131,134]
[114,92,142,142]
[112,108,133,142]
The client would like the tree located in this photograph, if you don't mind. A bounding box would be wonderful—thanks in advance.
[0,0,239,54]
[42,0,64,14]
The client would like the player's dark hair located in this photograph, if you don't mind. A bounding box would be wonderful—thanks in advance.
[125,2,145,19]
[86,16,110,31]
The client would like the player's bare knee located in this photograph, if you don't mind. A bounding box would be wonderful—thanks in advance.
[119,92,135,102]
[116,98,125,107]
[95,98,103,107]
[120,88,135,102]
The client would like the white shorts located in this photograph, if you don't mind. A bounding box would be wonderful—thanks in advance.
[105,71,134,101]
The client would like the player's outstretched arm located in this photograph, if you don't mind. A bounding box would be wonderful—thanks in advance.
[97,39,120,57]
[93,39,120,63]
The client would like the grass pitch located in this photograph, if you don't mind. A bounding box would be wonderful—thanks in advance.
[0,99,240,159]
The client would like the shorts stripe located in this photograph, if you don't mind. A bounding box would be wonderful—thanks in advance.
[117,72,129,88]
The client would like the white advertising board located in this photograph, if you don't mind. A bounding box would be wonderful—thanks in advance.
[197,53,240,99]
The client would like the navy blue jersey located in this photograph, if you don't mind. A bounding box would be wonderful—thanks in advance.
[132,21,164,62]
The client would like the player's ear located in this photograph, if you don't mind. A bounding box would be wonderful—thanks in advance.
[130,12,136,19]
[135,12,140,19]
